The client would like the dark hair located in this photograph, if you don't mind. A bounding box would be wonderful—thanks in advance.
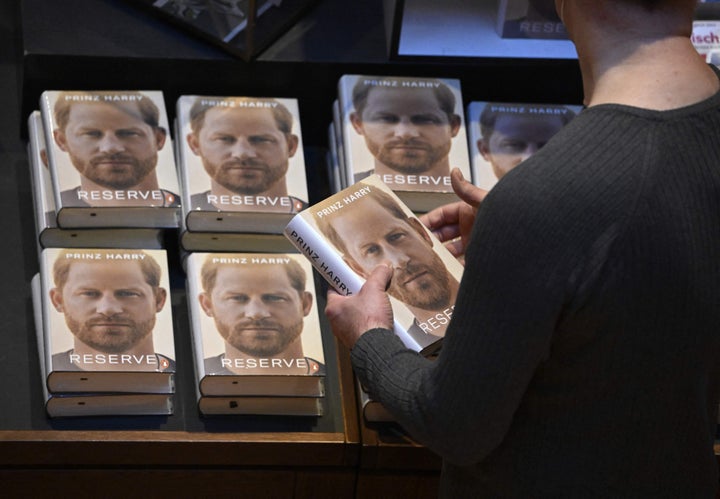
[351,76,457,122]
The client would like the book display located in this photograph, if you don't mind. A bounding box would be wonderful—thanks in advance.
[496,0,568,40]
[10,0,718,498]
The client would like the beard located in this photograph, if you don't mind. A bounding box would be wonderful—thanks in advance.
[72,152,157,190]
[389,254,452,310]
[205,158,287,195]
[367,138,451,174]
[216,317,303,357]
[65,314,155,354]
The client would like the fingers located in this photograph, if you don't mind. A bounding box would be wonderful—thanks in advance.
[363,263,393,292]
[450,168,487,209]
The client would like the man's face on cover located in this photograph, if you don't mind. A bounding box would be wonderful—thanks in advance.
[188,106,298,195]
[54,101,165,190]
[50,261,165,354]
[351,87,459,174]
[200,265,312,357]
[479,113,566,179]
[331,196,452,311]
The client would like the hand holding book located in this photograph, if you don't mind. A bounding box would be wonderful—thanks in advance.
[325,263,395,349]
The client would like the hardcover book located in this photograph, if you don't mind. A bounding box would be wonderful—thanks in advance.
[28,111,165,250]
[175,95,309,234]
[197,393,323,416]
[38,247,177,394]
[336,74,473,213]
[357,378,393,424]
[466,101,582,190]
[185,251,326,397]
[31,274,174,417]
[692,20,720,60]
[284,174,465,356]
[39,90,181,229]
[496,0,568,40]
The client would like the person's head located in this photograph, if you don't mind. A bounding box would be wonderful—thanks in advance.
[49,250,167,354]
[349,77,462,174]
[314,187,453,311]
[186,97,299,195]
[52,91,167,190]
[199,256,313,357]
[478,103,576,179]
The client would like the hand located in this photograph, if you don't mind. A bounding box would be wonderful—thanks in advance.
[420,168,487,262]
[325,263,395,349]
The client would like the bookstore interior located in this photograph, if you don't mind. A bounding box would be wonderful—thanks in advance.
[2,0,720,497]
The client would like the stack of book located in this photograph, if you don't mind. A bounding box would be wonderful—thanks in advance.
[328,74,474,214]
[28,89,183,417]
[185,252,326,416]
[31,248,177,417]
[174,95,308,253]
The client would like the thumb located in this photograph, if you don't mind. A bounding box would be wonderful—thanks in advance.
[451,168,487,209]
[364,263,394,292]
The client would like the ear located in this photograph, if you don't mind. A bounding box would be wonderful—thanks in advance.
[408,216,433,246]
[286,134,299,158]
[449,114,462,137]
[53,129,69,152]
[478,138,491,161]
[198,292,214,317]
[49,287,64,313]
[154,287,167,312]
[343,255,369,279]
[187,132,201,156]
[350,112,365,135]
[154,127,167,151]
[301,291,313,317]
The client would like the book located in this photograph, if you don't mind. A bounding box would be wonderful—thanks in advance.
[331,98,347,191]
[284,174,465,356]
[466,101,582,190]
[185,251,326,397]
[39,90,181,229]
[692,20,720,60]
[38,247,177,394]
[31,273,174,417]
[336,74,473,213]
[27,111,165,251]
[357,378,394,423]
[175,95,309,235]
[496,0,568,40]
[197,394,323,417]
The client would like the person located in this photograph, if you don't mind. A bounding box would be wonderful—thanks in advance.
[324,0,720,496]
[185,96,307,213]
[51,90,180,208]
[198,254,324,376]
[348,76,463,190]
[477,102,577,180]
[313,184,460,343]
[49,249,174,372]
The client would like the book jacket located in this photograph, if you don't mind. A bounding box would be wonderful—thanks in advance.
[185,251,326,397]
[176,95,309,234]
[38,247,177,394]
[39,90,181,229]
[336,74,472,213]
[466,101,582,190]
[284,174,465,355]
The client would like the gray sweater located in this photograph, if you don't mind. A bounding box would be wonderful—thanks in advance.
[351,80,720,498]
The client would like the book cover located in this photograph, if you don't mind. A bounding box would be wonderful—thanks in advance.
[692,20,720,60]
[38,247,177,394]
[31,273,174,417]
[28,111,165,251]
[496,0,568,40]
[284,174,465,355]
[356,378,393,424]
[176,95,309,234]
[39,90,181,229]
[336,74,473,213]
[466,101,582,190]
[331,98,347,190]
[185,251,326,397]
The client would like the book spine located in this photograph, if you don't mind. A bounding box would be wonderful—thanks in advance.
[284,215,424,352]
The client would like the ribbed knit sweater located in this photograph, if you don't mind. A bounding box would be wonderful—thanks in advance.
[351,80,720,498]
